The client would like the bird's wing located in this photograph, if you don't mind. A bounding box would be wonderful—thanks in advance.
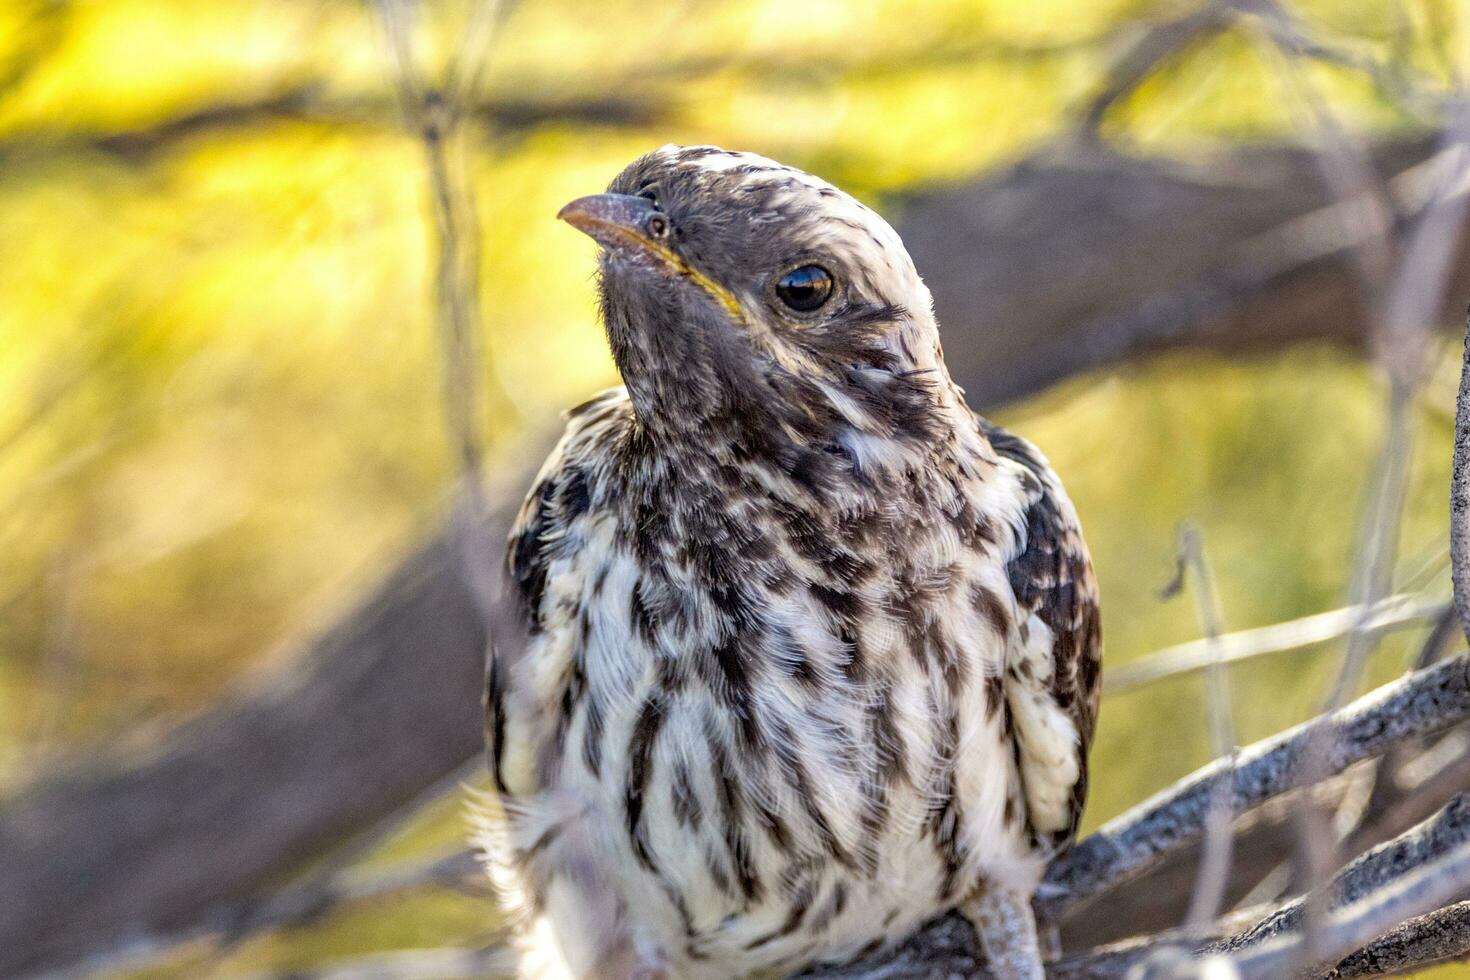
[506,388,628,631]
[488,387,629,795]
[982,418,1103,847]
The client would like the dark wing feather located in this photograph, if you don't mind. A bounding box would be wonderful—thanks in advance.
[486,464,560,796]
[488,388,628,794]
[982,417,1103,845]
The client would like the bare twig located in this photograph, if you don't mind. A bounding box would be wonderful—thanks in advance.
[371,0,512,645]
[1219,795,1470,951]
[1341,608,1469,867]
[1105,594,1446,694]
[1289,381,1421,963]
[1240,14,1470,958]
[1078,1,1236,136]
[1163,525,1241,936]
[1247,0,1399,293]
[1375,102,1470,389]
[1345,731,1470,887]
[374,0,499,479]
[1409,604,1464,672]
[1294,95,1470,966]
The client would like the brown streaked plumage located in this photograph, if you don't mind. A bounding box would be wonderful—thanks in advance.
[480,145,1101,980]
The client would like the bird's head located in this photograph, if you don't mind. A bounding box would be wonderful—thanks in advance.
[560,145,958,467]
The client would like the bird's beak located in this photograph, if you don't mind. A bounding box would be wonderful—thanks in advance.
[558,193,667,257]
[557,193,745,322]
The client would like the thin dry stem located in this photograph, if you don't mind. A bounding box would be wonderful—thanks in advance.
[1172,525,1241,936]
[1105,594,1447,694]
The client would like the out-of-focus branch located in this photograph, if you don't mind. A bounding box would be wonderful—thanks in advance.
[1079,1,1236,135]
[1105,594,1447,694]
[227,848,488,938]
[47,849,493,980]
[0,525,506,978]
[372,0,509,634]
[906,136,1460,407]
[1249,0,1400,296]
[238,945,513,980]
[0,29,1115,169]
[215,759,487,944]
[0,2,71,102]
[0,88,665,165]
[1078,0,1444,139]
[1161,525,1241,937]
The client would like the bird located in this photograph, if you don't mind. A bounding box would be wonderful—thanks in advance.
[480,144,1102,980]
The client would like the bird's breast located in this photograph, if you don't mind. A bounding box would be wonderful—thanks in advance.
[492,470,1048,973]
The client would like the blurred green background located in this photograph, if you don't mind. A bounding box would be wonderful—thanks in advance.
[0,0,1466,976]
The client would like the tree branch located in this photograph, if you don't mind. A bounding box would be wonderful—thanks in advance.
[1225,808,1470,978]
[0,87,664,165]
[1041,654,1470,925]
[795,658,1470,979]
[1451,309,1470,646]
[1079,1,1236,134]
[1330,901,1470,977]
[1216,795,1470,954]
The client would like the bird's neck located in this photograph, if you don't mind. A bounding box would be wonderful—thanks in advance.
[621,370,981,497]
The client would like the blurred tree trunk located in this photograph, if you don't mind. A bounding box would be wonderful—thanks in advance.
[908,136,1449,405]
[0,531,494,975]
[1,132,1466,977]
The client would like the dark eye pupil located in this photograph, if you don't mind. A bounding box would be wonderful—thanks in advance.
[776,265,834,312]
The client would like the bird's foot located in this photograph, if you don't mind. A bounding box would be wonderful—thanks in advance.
[963,885,1046,980]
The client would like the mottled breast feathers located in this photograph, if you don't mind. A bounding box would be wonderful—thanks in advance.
[493,392,1102,851]
[485,386,1102,978]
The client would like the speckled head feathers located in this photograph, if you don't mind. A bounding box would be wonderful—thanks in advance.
[561,144,951,448]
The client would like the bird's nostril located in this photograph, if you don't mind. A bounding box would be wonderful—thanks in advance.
[646,214,670,239]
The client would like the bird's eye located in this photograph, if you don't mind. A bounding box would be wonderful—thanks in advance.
[775,265,834,313]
